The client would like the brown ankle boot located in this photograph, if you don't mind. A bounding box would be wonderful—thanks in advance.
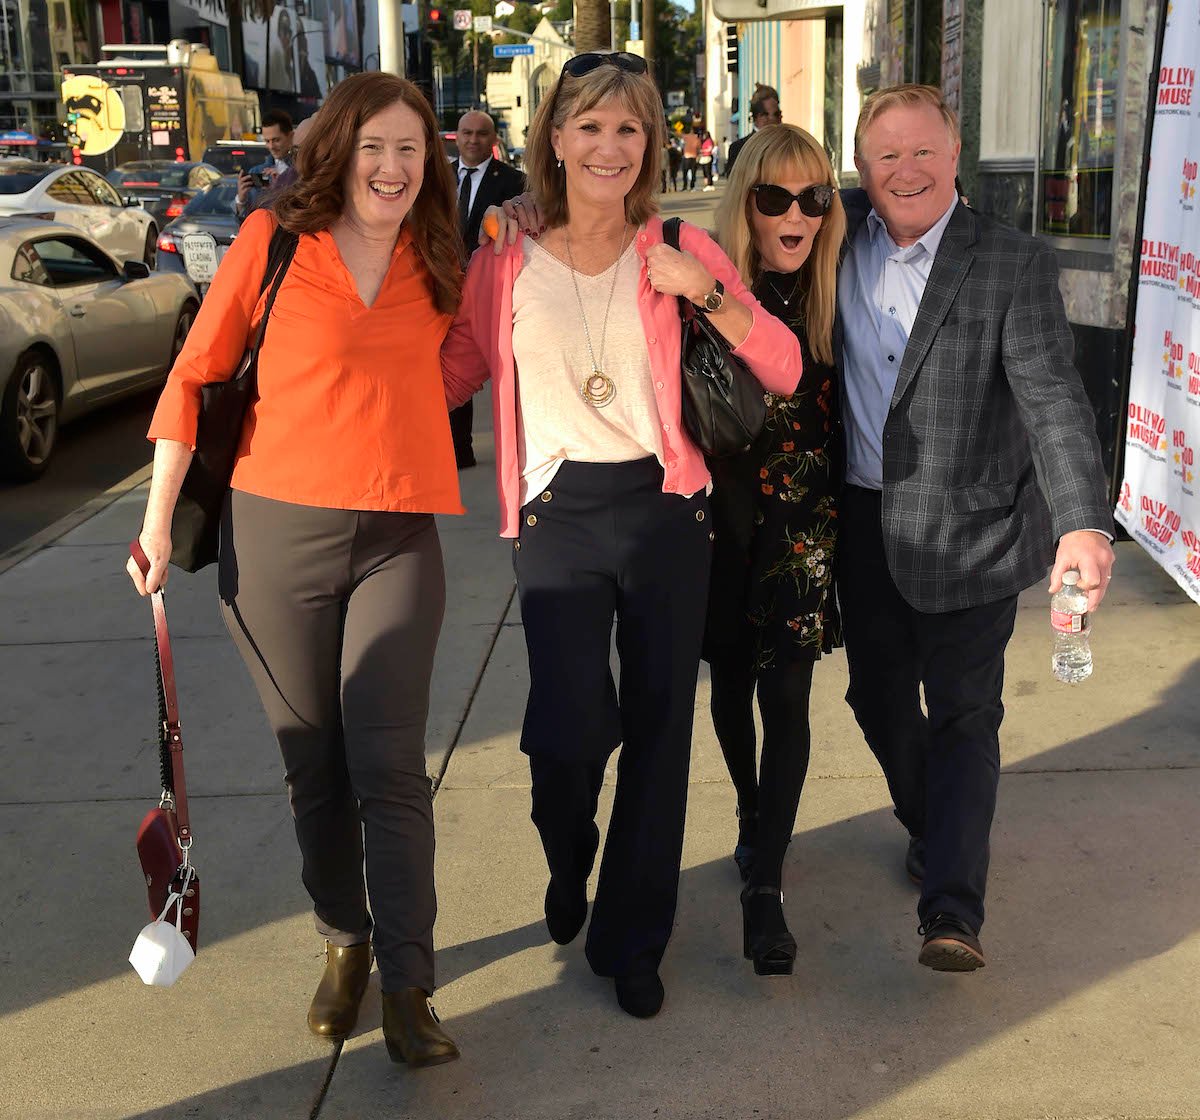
[307,941,373,1039]
[381,988,460,1067]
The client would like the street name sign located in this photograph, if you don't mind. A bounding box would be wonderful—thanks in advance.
[493,43,534,57]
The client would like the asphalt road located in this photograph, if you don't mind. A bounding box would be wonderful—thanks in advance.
[0,186,725,558]
[0,388,157,555]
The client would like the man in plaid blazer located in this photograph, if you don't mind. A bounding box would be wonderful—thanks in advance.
[835,85,1115,972]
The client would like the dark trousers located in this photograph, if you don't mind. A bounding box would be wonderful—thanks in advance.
[514,459,713,977]
[837,485,1018,932]
[449,399,474,468]
[708,656,815,888]
[218,490,446,993]
[682,157,698,190]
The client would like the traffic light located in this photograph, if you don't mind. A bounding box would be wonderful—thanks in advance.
[427,6,447,40]
[725,25,739,73]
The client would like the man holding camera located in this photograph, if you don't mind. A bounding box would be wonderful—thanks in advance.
[235,110,297,223]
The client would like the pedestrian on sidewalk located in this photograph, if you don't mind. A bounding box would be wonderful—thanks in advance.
[681,125,700,190]
[725,85,782,178]
[125,72,465,1068]
[837,84,1114,972]
[699,129,715,189]
[706,124,845,977]
[441,52,802,1020]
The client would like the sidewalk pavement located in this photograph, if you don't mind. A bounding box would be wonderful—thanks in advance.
[2,410,1199,1120]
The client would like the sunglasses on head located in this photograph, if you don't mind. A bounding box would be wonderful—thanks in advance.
[560,51,649,81]
[548,53,650,146]
[750,182,834,218]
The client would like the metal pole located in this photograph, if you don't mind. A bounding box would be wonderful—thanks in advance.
[472,32,478,106]
[610,0,618,50]
[379,0,406,77]
[642,0,654,79]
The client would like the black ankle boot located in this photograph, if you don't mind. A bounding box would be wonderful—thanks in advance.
[740,885,796,977]
[733,807,757,882]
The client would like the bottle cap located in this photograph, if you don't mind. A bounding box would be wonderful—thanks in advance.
[1062,570,1079,586]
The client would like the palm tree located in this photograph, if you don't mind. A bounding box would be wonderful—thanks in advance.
[574,0,611,52]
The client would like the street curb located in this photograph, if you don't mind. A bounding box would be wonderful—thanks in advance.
[0,462,153,577]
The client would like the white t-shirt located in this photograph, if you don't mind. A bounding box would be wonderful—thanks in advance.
[511,236,662,506]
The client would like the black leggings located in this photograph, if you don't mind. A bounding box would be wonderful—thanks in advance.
[708,655,815,889]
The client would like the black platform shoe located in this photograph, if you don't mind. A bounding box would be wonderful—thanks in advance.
[741,885,797,977]
[733,807,757,883]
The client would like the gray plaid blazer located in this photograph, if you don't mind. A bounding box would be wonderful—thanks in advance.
[837,189,1113,612]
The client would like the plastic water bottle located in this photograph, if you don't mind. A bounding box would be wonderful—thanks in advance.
[1051,570,1092,683]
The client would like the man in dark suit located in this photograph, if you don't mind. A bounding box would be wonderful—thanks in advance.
[725,85,781,177]
[835,85,1114,972]
[450,110,526,468]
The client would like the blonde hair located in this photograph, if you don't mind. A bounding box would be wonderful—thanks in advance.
[714,125,845,367]
[524,60,666,229]
[854,83,960,154]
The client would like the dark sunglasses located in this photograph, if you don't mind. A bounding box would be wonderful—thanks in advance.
[560,51,648,81]
[750,182,834,218]
[548,53,651,144]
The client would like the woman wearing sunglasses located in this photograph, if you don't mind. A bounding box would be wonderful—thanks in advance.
[442,52,802,1019]
[706,125,846,976]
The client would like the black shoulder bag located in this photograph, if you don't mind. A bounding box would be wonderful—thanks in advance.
[663,217,767,459]
[170,225,299,572]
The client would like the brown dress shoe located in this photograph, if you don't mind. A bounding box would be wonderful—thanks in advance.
[381,988,460,1068]
[307,941,373,1039]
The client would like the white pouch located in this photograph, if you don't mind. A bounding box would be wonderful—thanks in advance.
[129,867,196,987]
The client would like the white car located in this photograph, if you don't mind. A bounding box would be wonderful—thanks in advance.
[0,159,158,268]
[0,217,198,480]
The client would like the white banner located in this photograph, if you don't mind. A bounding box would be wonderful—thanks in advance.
[1117,0,1200,604]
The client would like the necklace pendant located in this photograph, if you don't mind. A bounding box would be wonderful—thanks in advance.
[580,371,617,408]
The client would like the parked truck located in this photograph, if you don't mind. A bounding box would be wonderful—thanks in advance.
[61,40,261,173]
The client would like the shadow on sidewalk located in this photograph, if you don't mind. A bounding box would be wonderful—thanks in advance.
[116,658,1200,1120]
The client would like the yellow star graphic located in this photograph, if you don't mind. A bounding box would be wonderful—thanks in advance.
[1175,452,1182,463]
[1161,439,1169,450]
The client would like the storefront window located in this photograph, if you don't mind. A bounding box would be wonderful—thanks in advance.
[1040,0,1122,242]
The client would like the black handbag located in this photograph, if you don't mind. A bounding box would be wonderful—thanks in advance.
[169,226,299,572]
[662,217,767,459]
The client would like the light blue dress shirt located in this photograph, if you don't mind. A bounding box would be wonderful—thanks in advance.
[838,198,958,490]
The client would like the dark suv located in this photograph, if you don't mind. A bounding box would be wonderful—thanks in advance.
[201,141,270,175]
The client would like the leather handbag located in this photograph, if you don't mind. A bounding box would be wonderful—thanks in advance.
[130,540,200,950]
[662,217,767,459]
[169,225,300,572]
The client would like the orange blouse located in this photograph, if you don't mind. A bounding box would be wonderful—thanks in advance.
[148,209,464,516]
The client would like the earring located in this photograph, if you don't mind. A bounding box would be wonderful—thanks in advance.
[557,157,563,170]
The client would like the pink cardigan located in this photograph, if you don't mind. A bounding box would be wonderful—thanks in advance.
[441,215,803,538]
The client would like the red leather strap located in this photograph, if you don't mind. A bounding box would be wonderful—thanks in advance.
[130,540,191,844]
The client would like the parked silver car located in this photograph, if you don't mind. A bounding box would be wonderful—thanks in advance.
[0,158,158,268]
[0,218,198,480]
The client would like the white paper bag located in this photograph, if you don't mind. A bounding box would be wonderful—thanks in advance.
[129,869,196,987]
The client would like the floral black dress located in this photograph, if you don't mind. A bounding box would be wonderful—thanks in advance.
[703,272,842,670]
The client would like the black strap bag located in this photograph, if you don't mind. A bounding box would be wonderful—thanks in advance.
[169,226,299,572]
[662,217,768,459]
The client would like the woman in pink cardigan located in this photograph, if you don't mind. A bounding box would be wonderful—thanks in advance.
[441,53,801,1020]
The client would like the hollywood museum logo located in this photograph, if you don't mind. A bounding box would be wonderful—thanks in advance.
[1142,238,1181,290]
[1158,65,1195,114]
[1177,244,1200,305]
[1172,427,1196,492]
[1118,479,1135,515]
[1182,528,1200,580]
[1184,156,1198,210]
[1128,401,1169,458]
[1141,495,1181,547]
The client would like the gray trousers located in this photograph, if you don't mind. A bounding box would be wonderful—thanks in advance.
[218,490,446,993]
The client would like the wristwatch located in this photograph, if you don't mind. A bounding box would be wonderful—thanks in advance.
[695,279,724,313]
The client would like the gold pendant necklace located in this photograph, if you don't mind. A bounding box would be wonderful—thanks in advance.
[566,224,630,409]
